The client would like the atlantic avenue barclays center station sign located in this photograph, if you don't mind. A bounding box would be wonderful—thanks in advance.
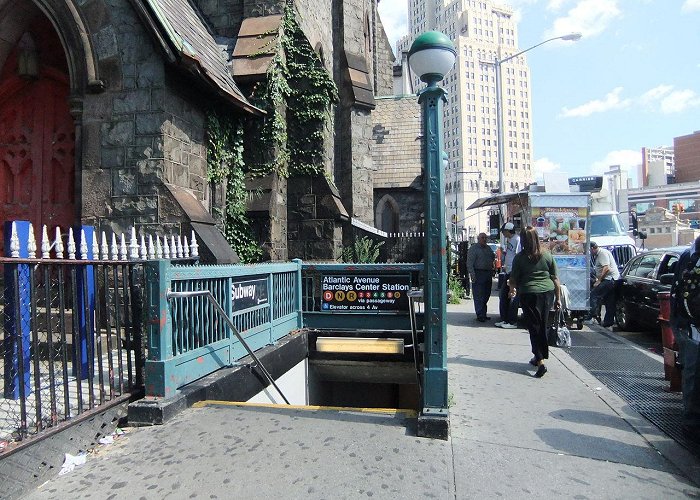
[321,275,411,312]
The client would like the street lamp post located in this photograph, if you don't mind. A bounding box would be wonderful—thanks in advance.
[495,33,582,204]
[408,31,456,440]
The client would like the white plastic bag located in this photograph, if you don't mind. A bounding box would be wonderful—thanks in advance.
[550,309,571,348]
[556,320,572,348]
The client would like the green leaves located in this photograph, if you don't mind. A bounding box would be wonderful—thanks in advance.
[448,275,465,304]
[341,237,384,263]
[206,112,262,263]
[205,4,338,263]
[260,4,338,177]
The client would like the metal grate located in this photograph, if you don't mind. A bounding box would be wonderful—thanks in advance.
[567,347,664,373]
[568,330,699,459]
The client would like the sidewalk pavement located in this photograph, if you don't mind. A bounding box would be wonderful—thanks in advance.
[25,295,700,499]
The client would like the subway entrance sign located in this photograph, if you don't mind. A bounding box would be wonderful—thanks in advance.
[321,275,411,312]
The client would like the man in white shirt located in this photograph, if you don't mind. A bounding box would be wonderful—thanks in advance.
[496,222,521,329]
[587,241,620,328]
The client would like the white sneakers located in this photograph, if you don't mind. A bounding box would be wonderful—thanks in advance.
[495,321,518,329]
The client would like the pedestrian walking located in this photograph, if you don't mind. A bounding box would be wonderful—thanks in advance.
[586,241,619,328]
[467,232,496,322]
[495,222,521,329]
[508,227,561,378]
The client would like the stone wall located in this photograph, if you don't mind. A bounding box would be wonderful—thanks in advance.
[162,76,208,202]
[81,0,169,235]
[287,176,346,260]
[332,0,380,228]
[371,95,424,262]
[193,0,245,37]
[372,9,395,97]
[372,96,423,189]
[66,1,223,241]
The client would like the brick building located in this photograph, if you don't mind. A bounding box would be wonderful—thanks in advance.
[0,0,395,262]
[674,130,700,184]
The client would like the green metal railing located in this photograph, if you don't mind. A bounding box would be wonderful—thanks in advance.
[144,260,424,399]
[144,260,302,398]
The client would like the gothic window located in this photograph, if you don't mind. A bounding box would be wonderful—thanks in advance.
[376,195,400,234]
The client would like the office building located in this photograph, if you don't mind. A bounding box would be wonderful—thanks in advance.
[674,131,700,184]
[397,0,533,239]
[641,146,675,186]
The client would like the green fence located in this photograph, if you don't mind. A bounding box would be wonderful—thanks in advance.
[144,260,302,398]
[144,260,424,398]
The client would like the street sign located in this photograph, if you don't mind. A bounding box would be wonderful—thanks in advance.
[231,276,268,312]
[320,274,411,312]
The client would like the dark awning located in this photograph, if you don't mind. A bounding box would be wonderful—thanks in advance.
[466,192,527,210]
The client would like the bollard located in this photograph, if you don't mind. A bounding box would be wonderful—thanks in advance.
[658,291,681,391]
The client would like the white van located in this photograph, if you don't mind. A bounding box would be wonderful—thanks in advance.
[589,210,637,270]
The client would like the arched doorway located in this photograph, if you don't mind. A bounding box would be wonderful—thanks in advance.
[0,5,75,250]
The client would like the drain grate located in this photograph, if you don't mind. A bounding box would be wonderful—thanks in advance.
[567,330,698,459]
[567,346,663,373]
[639,409,700,452]
[590,372,682,410]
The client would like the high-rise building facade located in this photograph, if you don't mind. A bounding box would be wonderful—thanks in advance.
[397,0,533,239]
[641,146,675,186]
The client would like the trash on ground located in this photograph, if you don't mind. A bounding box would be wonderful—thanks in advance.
[98,435,114,445]
[59,452,87,475]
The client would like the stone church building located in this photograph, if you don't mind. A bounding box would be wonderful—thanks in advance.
[0,0,406,262]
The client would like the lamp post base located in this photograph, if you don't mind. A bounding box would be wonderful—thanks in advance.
[417,409,450,440]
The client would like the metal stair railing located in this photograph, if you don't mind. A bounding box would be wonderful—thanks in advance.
[166,290,290,405]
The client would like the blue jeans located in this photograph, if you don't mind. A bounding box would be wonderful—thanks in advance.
[498,273,519,324]
[472,270,493,319]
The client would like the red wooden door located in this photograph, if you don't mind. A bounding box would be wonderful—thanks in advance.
[0,70,75,250]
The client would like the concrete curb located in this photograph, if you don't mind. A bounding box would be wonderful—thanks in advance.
[551,332,700,487]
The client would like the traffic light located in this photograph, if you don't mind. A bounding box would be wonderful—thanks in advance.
[672,203,686,215]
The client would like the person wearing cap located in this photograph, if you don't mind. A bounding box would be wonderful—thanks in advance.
[495,222,521,329]
[467,232,496,322]
[586,241,619,328]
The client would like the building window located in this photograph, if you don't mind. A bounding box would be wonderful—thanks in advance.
[376,195,400,233]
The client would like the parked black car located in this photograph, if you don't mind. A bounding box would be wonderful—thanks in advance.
[615,246,688,331]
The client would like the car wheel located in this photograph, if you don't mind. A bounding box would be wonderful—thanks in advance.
[615,300,638,331]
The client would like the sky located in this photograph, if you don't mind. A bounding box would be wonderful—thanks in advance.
[377,0,700,188]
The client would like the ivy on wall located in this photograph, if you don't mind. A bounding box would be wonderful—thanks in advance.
[206,112,263,263]
[206,2,338,262]
[249,1,338,177]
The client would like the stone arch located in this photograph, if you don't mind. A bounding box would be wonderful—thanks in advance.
[0,0,104,94]
[376,194,400,234]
